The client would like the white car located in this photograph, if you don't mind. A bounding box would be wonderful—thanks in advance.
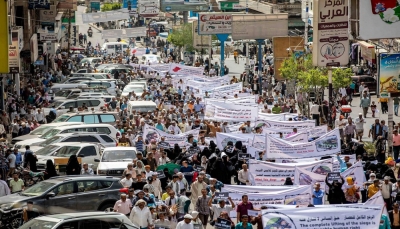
[43,98,105,115]
[29,132,117,152]
[96,147,137,176]
[121,85,144,97]
[35,142,104,171]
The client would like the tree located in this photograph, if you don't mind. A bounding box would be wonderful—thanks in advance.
[167,23,194,52]
[279,53,314,81]
[331,67,353,89]
[101,3,122,12]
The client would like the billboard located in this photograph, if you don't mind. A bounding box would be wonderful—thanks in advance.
[231,14,288,40]
[9,31,20,73]
[160,0,209,12]
[360,0,400,39]
[378,53,400,97]
[198,13,232,35]
[138,0,159,17]
[192,21,211,48]
[40,5,56,22]
[0,0,8,73]
[312,0,349,67]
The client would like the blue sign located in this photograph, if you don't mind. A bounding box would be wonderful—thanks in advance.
[123,0,137,9]
[165,6,171,11]
[28,0,50,9]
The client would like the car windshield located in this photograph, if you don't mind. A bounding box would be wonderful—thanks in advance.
[30,125,54,135]
[34,145,60,156]
[38,136,64,147]
[51,101,64,108]
[19,218,58,229]
[53,146,81,157]
[21,181,55,197]
[123,86,143,93]
[40,129,61,139]
[102,150,136,162]
[54,90,71,97]
[52,115,70,123]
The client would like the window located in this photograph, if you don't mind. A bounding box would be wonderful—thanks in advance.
[83,115,99,124]
[100,135,114,143]
[100,114,116,123]
[51,182,75,196]
[67,116,82,122]
[62,102,76,108]
[64,137,81,142]
[56,221,78,229]
[54,146,81,157]
[98,181,113,189]
[80,146,97,156]
[79,219,103,229]
[81,136,100,143]
[89,100,101,106]
[77,100,89,107]
[95,127,111,134]
[77,181,100,192]
[107,45,115,49]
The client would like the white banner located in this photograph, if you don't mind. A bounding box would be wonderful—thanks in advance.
[249,159,333,186]
[262,205,382,229]
[143,124,199,147]
[168,63,204,76]
[147,64,170,73]
[222,184,304,193]
[255,119,315,133]
[257,113,298,121]
[229,185,312,217]
[208,83,243,97]
[131,48,147,56]
[299,125,328,139]
[294,166,327,203]
[216,133,254,149]
[82,10,130,23]
[265,129,341,159]
[125,27,147,37]
[102,29,123,39]
[205,101,258,121]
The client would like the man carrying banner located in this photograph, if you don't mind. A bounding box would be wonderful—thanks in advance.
[236,195,254,223]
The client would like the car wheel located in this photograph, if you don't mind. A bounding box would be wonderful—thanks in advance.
[99,203,114,212]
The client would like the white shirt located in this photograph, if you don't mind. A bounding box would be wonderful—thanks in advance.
[129,206,153,228]
[168,125,181,134]
[159,157,170,165]
[8,154,16,168]
[176,221,194,229]
[310,104,320,115]
[354,117,365,130]
[211,205,233,220]
[120,178,133,187]
[35,113,45,122]
[238,169,249,184]
[335,119,347,130]
[0,180,10,197]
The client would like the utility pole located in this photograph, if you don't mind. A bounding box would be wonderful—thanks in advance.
[304,0,308,46]
[67,9,71,58]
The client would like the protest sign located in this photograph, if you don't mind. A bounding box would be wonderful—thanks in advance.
[215,218,231,229]
[168,63,204,76]
[249,159,332,186]
[205,101,258,121]
[216,133,254,149]
[156,170,166,179]
[261,205,382,229]
[221,184,303,193]
[254,119,315,132]
[215,192,229,200]
[143,124,199,147]
[247,210,260,217]
[341,161,366,190]
[228,186,312,217]
[265,129,341,159]
[326,172,342,184]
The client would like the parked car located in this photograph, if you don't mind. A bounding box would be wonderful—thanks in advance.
[351,75,377,94]
[43,98,106,115]
[52,112,120,125]
[19,212,138,229]
[11,122,83,145]
[96,147,137,176]
[35,142,104,171]
[0,176,123,223]
[30,133,117,152]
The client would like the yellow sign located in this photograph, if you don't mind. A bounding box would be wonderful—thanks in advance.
[0,1,8,73]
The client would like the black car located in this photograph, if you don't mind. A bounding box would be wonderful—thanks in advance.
[0,176,122,224]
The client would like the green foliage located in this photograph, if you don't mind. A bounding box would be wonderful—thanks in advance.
[332,67,353,89]
[297,68,328,92]
[167,23,194,52]
[101,3,122,12]
[279,53,314,81]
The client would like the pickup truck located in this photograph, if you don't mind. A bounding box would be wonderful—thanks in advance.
[36,142,104,172]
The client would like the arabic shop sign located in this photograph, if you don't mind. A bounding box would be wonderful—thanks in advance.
[219,2,245,10]
[312,0,349,67]
[197,13,232,35]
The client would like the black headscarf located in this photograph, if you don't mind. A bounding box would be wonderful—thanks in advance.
[284,177,293,185]
[66,155,81,175]
[45,159,58,179]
